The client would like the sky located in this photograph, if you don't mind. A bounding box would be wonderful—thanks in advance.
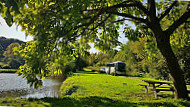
[0,16,33,42]
[0,16,129,53]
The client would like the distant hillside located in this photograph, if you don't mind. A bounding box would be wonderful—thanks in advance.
[0,36,25,50]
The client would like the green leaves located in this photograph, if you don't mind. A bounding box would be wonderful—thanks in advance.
[0,0,20,26]
[16,41,51,88]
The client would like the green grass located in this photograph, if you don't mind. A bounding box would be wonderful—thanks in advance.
[1,71,190,107]
[60,71,146,100]
[0,69,17,73]
[0,98,50,107]
[58,71,190,106]
[1,97,190,107]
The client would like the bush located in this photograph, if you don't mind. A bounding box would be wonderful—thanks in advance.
[74,58,88,70]
[8,59,22,69]
[126,71,142,77]
[2,65,11,69]
[64,62,76,73]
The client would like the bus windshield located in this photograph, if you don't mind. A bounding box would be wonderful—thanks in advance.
[106,63,114,67]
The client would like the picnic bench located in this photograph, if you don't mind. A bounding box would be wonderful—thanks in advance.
[139,80,175,99]
[139,80,190,99]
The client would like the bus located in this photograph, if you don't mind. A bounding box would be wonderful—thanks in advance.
[105,61,126,76]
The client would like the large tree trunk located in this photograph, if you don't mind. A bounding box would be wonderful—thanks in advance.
[154,31,188,99]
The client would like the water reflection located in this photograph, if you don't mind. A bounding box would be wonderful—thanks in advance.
[0,73,62,98]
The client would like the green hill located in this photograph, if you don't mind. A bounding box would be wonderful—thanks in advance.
[0,36,25,51]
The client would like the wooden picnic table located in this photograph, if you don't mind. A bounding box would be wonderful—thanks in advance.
[139,80,174,99]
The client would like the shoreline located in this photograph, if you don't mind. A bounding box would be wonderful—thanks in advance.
[0,69,17,73]
[0,71,17,73]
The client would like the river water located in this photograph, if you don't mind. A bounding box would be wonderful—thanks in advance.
[0,73,62,98]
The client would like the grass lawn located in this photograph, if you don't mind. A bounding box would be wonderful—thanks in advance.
[1,71,190,107]
[0,69,17,73]
[59,71,190,107]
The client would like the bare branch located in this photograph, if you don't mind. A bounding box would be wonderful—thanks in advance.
[165,10,190,36]
[158,1,178,21]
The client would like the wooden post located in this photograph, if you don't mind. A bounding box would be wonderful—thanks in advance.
[145,85,148,93]
[154,90,158,99]
[152,83,158,99]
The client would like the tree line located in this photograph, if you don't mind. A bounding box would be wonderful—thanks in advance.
[0,37,25,69]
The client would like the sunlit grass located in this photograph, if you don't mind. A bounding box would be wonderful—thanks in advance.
[0,69,17,73]
[60,71,146,101]
[59,71,190,106]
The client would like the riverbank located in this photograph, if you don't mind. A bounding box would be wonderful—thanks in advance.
[1,70,190,107]
[0,69,17,73]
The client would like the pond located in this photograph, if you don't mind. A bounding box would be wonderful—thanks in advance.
[0,73,62,98]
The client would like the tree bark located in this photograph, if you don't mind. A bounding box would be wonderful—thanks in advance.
[154,31,188,99]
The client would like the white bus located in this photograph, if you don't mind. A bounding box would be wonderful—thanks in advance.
[105,61,126,76]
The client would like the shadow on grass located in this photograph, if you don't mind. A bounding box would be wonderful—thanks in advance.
[26,96,190,107]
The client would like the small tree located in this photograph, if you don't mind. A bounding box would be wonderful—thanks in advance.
[3,43,20,60]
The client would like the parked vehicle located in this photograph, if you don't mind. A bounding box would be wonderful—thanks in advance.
[99,68,105,73]
[105,61,126,76]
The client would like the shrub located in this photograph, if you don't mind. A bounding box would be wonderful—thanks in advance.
[2,65,11,69]
[8,59,22,69]
[64,62,76,73]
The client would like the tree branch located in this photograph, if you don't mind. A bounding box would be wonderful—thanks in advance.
[166,10,190,36]
[147,0,156,18]
[89,14,111,31]
[106,11,147,23]
[111,18,129,23]
[158,1,178,21]
[133,0,149,15]
[105,0,149,15]
[86,1,149,16]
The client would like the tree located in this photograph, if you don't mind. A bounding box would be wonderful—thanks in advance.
[1,0,190,99]
[3,43,20,60]
[118,36,169,80]
[0,44,3,58]
[3,42,24,69]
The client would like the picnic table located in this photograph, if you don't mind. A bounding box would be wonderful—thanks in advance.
[139,80,174,99]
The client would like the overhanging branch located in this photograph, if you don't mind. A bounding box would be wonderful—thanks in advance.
[158,1,178,21]
[133,0,149,15]
[106,11,147,23]
[165,10,190,36]
[89,14,111,31]
[86,1,149,16]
